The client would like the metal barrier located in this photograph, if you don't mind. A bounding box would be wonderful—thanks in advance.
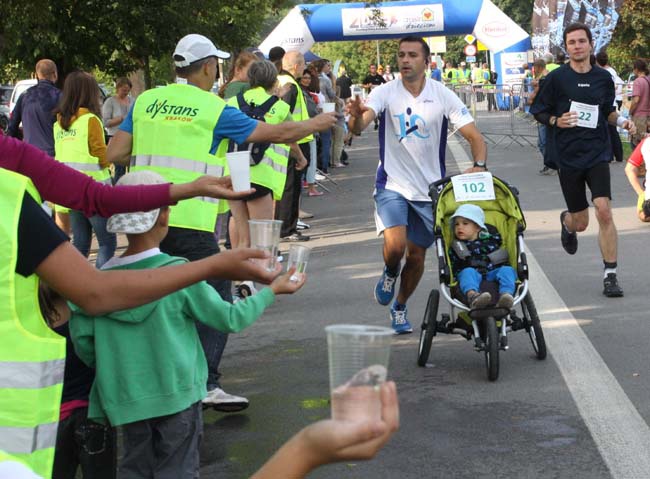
[447,83,539,148]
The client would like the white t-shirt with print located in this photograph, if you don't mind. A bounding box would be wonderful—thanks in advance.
[366,78,474,201]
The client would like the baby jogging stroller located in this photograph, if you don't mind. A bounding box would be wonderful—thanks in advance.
[417,173,547,381]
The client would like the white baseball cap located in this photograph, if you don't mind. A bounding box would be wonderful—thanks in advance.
[173,34,230,67]
[107,171,168,234]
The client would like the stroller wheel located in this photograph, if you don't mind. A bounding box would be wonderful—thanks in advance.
[484,316,500,381]
[417,289,439,367]
[522,293,547,360]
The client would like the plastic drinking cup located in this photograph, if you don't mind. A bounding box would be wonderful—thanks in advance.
[248,219,283,271]
[325,324,393,422]
[287,244,310,282]
[226,151,251,192]
[321,102,336,113]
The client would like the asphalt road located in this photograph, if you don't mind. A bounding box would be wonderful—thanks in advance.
[198,127,650,479]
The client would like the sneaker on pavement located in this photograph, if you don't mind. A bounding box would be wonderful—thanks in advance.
[374,266,399,306]
[282,232,310,242]
[560,210,578,255]
[496,293,514,309]
[539,166,556,175]
[603,273,624,297]
[315,173,326,181]
[390,304,413,334]
[468,291,492,309]
[296,219,310,230]
[202,387,249,412]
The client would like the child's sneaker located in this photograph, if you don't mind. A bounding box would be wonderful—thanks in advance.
[496,293,514,309]
[390,303,413,334]
[467,291,492,309]
[374,266,399,306]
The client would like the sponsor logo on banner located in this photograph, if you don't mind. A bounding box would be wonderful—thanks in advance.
[481,21,508,37]
[341,5,444,36]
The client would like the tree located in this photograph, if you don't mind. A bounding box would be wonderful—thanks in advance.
[0,0,291,86]
[606,0,650,77]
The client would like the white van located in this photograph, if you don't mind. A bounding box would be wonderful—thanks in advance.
[9,79,37,114]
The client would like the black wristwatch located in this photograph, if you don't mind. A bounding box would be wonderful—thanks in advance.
[473,161,486,169]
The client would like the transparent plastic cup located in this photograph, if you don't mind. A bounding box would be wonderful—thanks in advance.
[287,244,310,282]
[325,324,393,422]
[248,219,283,271]
[321,102,336,113]
[226,151,251,192]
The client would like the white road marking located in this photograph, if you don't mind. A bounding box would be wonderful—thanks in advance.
[450,137,650,478]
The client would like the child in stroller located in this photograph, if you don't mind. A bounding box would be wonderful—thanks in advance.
[448,204,517,310]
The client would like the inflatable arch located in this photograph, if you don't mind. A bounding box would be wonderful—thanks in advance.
[260,0,531,89]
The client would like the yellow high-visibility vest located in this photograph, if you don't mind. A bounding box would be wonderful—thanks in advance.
[0,168,66,478]
[131,84,225,231]
[277,73,313,144]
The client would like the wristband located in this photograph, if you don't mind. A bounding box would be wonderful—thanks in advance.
[616,116,627,128]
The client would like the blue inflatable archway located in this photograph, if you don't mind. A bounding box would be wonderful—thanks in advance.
[260,0,530,92]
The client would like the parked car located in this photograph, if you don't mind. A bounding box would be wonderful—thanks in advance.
[0,85,12,133]
[9,78,37,114]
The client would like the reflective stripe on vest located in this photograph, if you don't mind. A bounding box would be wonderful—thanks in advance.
[54,112,110,182]
[278,74,313,144]
[0,422,58,455]
[0,359,65,389]
[0,169,65,479]
[132,84,226,231]
[226,87,290,200]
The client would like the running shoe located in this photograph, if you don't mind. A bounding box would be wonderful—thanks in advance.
[202,387,249,412]
[374,266,399,306]
[390,304,413,334]
[560,210,578,255]
[603,273,624,297]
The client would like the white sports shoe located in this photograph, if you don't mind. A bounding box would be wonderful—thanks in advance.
[202,387,249,412]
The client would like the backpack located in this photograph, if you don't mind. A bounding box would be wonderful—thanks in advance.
[230,92,279,165]
[489,70,498,85]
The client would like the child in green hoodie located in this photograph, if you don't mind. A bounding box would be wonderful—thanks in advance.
[69,171,305,478]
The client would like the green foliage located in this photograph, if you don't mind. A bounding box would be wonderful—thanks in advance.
[314,39,399,82]
[0,0,292,87]
[606,0,650,77]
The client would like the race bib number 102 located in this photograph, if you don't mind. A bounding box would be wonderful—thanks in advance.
[451,172,496,202]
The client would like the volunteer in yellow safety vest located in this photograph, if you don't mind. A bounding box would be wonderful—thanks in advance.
[222,60,302,250]
[107,34,336,411]
[53,71,116,268]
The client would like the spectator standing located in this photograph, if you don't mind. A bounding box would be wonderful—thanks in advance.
[276,51,314,241]
[313,59,337,171]
[430,61,442,82]
[595,51,624,163]
[8,59,67,231]
[102,77,134,183]
[8,59,60,156]
[629,59,650,149]
[484,63,498,112]
[300,69,323,197]
[107,34,334,410]
[362,64,386,130]
[268,46,286,74]
[528,58,553,174]
[530,23,636,297]
[218,51,257,99]
[383,65,396,82]
[336,67,353,102]
[53,71,116,268]
[348,36,487,334]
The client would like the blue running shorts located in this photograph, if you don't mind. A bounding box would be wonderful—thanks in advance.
[374,188,434,248]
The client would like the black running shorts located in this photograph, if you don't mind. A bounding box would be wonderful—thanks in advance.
[558,161,611,213]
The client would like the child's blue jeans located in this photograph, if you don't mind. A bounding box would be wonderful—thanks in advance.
[458,266,517,296]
